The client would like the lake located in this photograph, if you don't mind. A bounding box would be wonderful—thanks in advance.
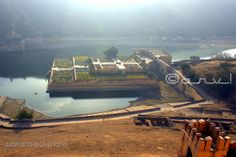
[0,40,229,117]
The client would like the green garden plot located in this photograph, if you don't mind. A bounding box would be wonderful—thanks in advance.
[76,69,96,81]
[98,57,114,62]
[127,74,148,79]
[54,58,72,68]
[74,56,90,66]
[52,70,73,83]
[96,74,127,81]
[100,64,119,72]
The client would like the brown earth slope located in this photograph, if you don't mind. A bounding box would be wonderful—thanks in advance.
[0,119,181,157]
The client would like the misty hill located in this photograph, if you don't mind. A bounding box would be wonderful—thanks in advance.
[0,0,236,38]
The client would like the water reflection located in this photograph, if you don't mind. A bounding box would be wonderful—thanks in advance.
[49,90,150,99]
[0,41,223,117]
[0,77,137,117]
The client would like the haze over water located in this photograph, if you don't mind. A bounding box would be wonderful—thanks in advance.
[1,0,236,117]
[0,40,231,117]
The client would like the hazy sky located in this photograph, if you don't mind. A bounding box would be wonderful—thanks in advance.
[0,0,236,37]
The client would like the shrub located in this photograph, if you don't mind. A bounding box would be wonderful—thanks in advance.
[103,47,118,58]
[180,63,199,81]
[16,109,33,120]
[220,62,233,70]
[180,64,191,75]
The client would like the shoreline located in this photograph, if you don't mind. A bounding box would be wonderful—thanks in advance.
[0,99,208,129]
[0,85,187,120]
[0,95,189,121]
[0,96,49,120]
[0,96,176,120]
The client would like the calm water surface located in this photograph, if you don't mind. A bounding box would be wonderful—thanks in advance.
[0,77,136,117]
[0,40,230,117]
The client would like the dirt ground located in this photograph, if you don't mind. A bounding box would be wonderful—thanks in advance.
[1,102,235,157]
[0,119,181,157]
[192,60,236,77]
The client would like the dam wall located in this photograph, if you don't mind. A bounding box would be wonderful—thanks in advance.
[47,82,159,93]
[148,59,203,101]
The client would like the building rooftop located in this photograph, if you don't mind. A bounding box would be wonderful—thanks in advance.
[134,48,172,65]
[91,57,143,71]
[134,48,170,57]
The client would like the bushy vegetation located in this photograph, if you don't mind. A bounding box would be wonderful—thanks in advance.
[219,62,234,70]
[212,52,235,60]
[103,47,118,58]
[180,63,199,81]
[205,72,235,98]
[15,109,33,120]
[181,62,236,101]
[204,64,235,98]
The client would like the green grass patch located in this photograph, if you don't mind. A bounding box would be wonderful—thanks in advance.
[52,70,73,83]
[127,74,148,79]
[76,72,96,81]
[54,58,72,68]
[74,56,90,66]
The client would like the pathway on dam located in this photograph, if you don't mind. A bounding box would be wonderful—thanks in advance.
[0,100,209,129]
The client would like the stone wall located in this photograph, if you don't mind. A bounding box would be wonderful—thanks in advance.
[178,119,236,157]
